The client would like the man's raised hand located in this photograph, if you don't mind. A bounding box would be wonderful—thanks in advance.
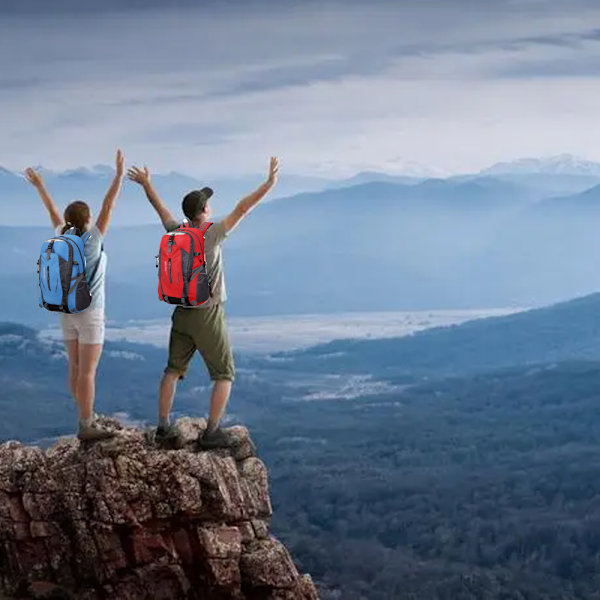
[126,164,176,228]
[267,156,279,186]
[127,165,151,187]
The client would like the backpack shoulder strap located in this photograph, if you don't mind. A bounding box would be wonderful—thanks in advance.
[198,221,213,236]
[81,232,92,245]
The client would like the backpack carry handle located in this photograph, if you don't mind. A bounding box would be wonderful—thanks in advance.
[64,227,92,246]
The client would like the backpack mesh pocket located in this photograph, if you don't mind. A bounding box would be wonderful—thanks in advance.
[74,278,92,312]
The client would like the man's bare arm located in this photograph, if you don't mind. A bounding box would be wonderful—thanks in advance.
[24,168,63,229]
[127,166,177,229]
[223,156,279,234]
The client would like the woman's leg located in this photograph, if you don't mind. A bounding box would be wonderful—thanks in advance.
[76,343,103,420]
[64,339,79,402]
[73,310,114,440]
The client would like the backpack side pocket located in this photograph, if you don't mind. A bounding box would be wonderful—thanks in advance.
[70,273,92,312]
[190,263,211,305]
[75,279,92,312]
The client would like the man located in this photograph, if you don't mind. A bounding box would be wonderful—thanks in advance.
[127,157,279,448]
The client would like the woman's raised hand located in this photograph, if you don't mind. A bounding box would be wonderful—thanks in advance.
[115,149,124,178]
[24,167,43,188]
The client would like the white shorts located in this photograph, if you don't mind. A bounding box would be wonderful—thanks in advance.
[60,308,105,345]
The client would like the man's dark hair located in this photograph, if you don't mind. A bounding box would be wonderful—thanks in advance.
[182,187,214,220]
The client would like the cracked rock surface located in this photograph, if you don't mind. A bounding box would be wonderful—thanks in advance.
[0,417,318,600]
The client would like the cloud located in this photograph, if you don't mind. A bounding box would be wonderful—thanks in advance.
[3,0,600,176]
[0,0,210,14]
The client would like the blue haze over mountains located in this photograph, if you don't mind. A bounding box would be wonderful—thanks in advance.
[3,154,600,324]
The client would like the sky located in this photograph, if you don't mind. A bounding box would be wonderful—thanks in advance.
[2,0,600,177]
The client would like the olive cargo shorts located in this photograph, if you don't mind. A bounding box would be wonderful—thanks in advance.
[165,304,235,381]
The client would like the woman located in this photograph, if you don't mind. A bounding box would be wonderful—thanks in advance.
[25,149,124,441]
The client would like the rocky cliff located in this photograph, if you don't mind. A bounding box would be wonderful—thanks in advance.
[0,418,318,600]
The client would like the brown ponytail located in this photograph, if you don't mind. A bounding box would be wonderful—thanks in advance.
[61,201,91,235]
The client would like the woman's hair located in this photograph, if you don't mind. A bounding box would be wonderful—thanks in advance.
[60,201,91,235]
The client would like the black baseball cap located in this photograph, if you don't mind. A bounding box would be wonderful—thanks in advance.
[182,187,214,220]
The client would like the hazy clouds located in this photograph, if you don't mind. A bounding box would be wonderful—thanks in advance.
[2,0,600,176]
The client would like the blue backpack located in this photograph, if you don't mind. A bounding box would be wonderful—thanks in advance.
[37,227,97,314]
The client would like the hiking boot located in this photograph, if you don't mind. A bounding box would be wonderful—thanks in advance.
[197,427,233,450]
[155,423,184,449]
[77,423,116,442]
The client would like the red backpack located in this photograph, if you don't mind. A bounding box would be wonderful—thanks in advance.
[156,221,213,306]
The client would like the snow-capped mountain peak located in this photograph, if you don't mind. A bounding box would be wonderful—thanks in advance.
[481,154,600,176]
[62,164,115,177]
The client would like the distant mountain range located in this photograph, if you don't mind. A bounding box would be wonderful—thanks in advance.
[4,153,600,226]
[0,166,334,226]
[538,183,600,211]
[4,153,600,323]
[4,168,600,323]
[0,174,544,323]
[325,171,425,188]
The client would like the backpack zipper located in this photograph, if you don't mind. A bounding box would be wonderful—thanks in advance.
[58,236,74,311]
[158,249,167,301]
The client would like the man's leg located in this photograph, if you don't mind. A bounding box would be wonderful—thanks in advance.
[157,308,196,441]
[159,371,180,427]
[207,379,232,432]
[196,305,236,448]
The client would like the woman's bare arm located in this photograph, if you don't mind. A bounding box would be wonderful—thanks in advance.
[24,168,63,229]
[95,149,125,236]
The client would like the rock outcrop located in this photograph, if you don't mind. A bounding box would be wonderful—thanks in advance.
[0,418,318,599]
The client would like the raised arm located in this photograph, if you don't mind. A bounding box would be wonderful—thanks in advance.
[24,168,63,230]
[223,157,279,234]
[127,165,177,230]
[95,149,125,236]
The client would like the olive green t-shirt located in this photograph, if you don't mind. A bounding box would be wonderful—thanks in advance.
[165,219,228,308]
